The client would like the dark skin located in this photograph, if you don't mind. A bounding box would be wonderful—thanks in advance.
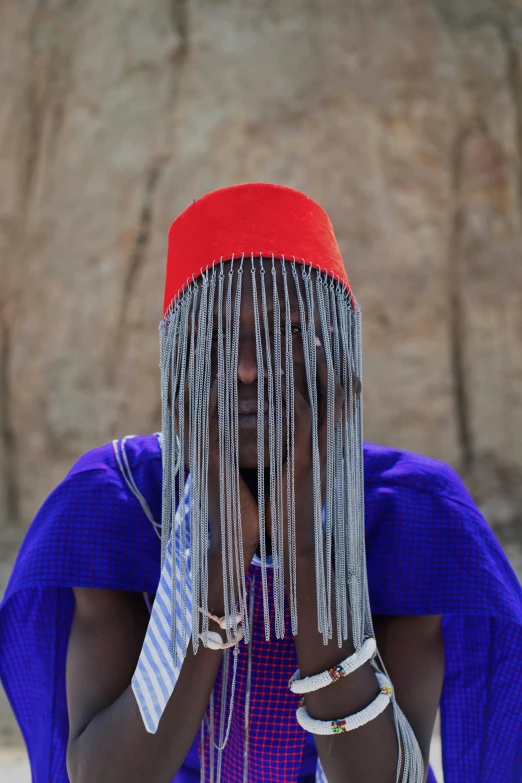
[66,263,444,783]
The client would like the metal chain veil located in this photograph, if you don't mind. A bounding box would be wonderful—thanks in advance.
[159,254,423,783]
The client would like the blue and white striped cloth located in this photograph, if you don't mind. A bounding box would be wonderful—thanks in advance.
[132,476,192,732]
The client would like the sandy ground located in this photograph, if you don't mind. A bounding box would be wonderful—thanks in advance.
[0,746,31,783]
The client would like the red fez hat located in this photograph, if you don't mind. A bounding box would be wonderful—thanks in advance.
[163,183,351,316]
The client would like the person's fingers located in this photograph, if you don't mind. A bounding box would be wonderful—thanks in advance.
[351,368,362,400]
[291,381,312,422]
[316,336,328,428]
[279,355,312,457]
[207,376,220,466]
[316,335,344,431]
[209,375,219,418]
[206,377,222,533]
[333,373,344,425]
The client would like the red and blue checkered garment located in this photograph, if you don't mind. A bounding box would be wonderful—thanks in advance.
[1,434,521,782]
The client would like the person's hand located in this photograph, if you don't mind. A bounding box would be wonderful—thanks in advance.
[175,375,260,597]
[268,337,344,558]
[205,377,260,558]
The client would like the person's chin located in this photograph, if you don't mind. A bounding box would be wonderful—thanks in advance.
[237,430,287,469]
[237,412,268,429]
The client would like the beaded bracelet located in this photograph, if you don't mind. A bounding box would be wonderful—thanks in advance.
[288,637,377,694]
[295,671,393,735]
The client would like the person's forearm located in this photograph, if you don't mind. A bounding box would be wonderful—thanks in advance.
[68,547,255,783]
[287,551,401,783]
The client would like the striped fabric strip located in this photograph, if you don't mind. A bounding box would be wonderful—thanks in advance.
[316,759,328,783]
[132,476,192,733]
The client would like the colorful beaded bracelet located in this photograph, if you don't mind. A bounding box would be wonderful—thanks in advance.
[295,671,393,735]
[288,637,377,694]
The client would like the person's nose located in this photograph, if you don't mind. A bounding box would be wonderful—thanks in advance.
[237,336,259,385]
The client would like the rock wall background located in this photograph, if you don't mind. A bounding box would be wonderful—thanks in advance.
[1,3,521,780]
[1,0,522,555]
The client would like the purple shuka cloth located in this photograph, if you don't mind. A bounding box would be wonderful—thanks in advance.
[0,434,521,782]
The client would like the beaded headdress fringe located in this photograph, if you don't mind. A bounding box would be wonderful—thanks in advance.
[160,254,423,783]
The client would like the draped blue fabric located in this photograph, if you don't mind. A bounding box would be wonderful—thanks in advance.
[1,434,521,782]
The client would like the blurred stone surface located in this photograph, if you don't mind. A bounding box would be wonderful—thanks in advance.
[1,0,522,543]
[0,747,31,783]
[1,1,522,544]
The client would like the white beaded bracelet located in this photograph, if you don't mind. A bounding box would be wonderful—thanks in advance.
[289,637,377,694]
[295,671,393,735]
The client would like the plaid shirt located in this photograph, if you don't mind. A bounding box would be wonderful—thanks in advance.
[1,433,521,782]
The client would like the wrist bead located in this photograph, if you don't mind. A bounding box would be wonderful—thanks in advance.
[295,671,393,735]
[289,637,377,694]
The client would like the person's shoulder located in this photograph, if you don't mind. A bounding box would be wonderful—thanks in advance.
[363,444,522,624]
[362,441,476,510]
[69,432,162,481]
[10,433,163,595]
[29,431,164,531]
[53,432,164,530]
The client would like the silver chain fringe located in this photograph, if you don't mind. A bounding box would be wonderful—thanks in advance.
[159,256,424,783]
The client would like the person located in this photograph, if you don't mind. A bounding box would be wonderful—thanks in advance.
[0,183,521,783]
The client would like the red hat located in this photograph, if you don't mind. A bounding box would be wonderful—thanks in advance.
[163,183,351,316]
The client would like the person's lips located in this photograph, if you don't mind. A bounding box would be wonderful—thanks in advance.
[238,398,269,428]
[238,399,267,415]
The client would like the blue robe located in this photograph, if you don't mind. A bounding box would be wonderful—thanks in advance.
[1,434,521,782]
